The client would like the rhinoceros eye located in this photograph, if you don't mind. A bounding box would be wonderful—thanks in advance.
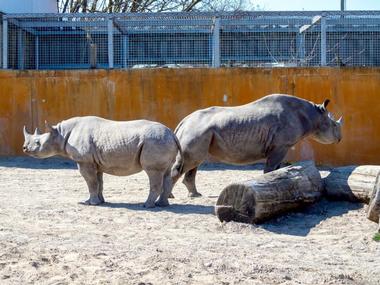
[34,139,40,145]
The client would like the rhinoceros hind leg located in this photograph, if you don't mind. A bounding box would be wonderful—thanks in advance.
[156,171,172,207]
[144,170,164,208]
[168,193,175,199]
[183,167,202,197]
[264,147,288,174]
[97,172,105,203]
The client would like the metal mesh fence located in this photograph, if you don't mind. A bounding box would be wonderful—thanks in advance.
[1,11,380,70]
[219,13,312,67]
[112,14,213,68]
[325,15,380,66]
[0,12,3,69]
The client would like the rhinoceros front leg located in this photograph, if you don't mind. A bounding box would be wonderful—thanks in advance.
[144,170,164,208]
[78,163,103,205]
[183,167,202,197]
[264,147,288,174]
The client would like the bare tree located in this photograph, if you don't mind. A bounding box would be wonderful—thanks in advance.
[57,0,257,13]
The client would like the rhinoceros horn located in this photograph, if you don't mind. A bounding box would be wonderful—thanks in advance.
[337,116,343,125]
[34,128,41,135]
[23,126,30,137]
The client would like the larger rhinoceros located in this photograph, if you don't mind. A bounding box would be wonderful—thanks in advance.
[23,116,182,208]
[171,94,342,197]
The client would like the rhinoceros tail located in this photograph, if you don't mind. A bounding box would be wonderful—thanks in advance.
[174,119,184,135]
[171,135,184,178]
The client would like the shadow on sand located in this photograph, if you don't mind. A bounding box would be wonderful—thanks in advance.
[199,162,265,171]
[99,202,215,215]
[0,157,266,172]
[258,199,363,237]
[0,156,76,169]
[0,157,288,172]
[199,161,294,171]
[99,198,363,233]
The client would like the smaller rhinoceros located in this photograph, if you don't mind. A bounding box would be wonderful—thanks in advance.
[23,116,182,208]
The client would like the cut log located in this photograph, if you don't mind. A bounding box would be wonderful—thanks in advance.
[367,175,380,231]
[215,161,323,224]
[323,166,380,203]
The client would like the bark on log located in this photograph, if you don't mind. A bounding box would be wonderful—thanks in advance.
[323,166,380,203]
[367,175,380,231]
[215,161,323,224]
[322,165,380,229]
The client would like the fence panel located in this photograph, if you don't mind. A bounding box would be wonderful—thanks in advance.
[1,11,380,69]
[0,13,2,69]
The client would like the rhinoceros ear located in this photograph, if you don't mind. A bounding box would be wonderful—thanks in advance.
[45,120,53,132]
[45,120,58,136]
[322,99,330,109]
[317,99,330,113]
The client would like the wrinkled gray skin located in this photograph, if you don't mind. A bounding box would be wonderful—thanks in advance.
[171,94,343,197]
[23,116,182,208]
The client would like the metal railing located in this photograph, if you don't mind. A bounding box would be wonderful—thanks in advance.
[1,11,380,70]
[0,12,3,69]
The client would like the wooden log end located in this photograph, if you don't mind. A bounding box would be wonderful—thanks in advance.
[367,177,380,223]
[215,184,256,224]
[324,165,380,204]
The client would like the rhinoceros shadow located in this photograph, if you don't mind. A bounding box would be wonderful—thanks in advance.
[0,156,76,169]
[99,202,214,215]
[199,162,266,171]
[1,158,265,171]
[258,198,363,237]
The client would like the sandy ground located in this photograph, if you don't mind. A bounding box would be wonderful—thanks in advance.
[0,157,379,285]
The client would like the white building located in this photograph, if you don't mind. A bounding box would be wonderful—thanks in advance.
[0,0,57,13]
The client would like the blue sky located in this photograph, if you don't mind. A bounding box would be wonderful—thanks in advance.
[253,0,380,10]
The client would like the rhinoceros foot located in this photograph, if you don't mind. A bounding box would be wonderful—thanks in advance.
[143,201,156,208]
[80,196,103,206]
[188,191,202,198]
[155,200,170,207]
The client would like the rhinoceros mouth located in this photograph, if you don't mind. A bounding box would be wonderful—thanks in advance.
[23,149,41,158]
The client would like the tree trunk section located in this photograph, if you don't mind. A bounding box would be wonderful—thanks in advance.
[215,161,323,224]
[323,165,380,203]
[367,175,380,231]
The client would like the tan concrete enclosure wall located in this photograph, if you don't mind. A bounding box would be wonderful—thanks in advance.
[0,68,379,165]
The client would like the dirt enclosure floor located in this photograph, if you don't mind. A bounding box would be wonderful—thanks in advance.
[0,157,379,285]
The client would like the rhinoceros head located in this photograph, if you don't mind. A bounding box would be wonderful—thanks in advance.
[311,99,343,144]
[22,121,61,158]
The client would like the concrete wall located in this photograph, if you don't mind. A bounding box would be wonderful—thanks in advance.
[0,68,379,165]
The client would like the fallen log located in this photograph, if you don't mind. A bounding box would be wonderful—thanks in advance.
[367,175,380,232]
[215,161,323,224]
[321,165,380,230]
[323,165,380,203]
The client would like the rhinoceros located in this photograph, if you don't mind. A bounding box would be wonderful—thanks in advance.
[171,94,342,197]
[23,116,182,208]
